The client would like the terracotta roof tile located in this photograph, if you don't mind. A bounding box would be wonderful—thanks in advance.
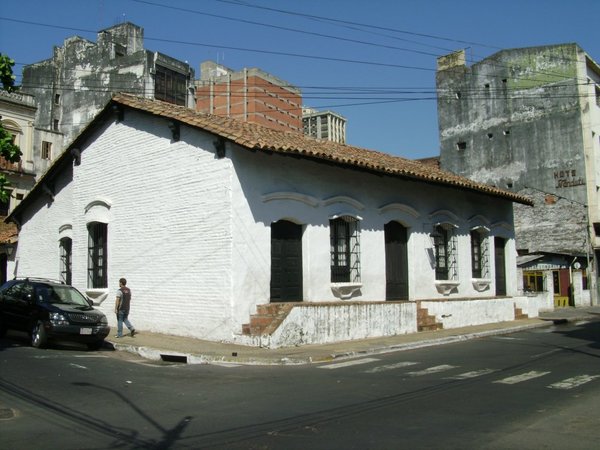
[110,94,531,205]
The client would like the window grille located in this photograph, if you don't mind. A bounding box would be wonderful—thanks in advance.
[470,228,490,279]
[330,216,361,282]
[433,224,458,281]
[433,225,449,280]
[87,222,107,288]
[41,141,52,160]
[60,237,72,285]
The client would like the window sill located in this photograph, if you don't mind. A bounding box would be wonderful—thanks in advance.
[434,280,460,295]
[331,283,363,300]
[85,288,109,306]
[471,278,492,292]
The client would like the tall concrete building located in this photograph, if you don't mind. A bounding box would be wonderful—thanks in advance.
[196,61,302,133]
[302,107,347,144]
[436,44,600,305]
[21,22,195,173]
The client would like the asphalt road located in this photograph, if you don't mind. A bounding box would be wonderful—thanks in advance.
[1,320,599,449]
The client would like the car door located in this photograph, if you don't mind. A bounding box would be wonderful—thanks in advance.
[1,283,34,331]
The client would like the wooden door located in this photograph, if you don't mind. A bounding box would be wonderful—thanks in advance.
[270,220,303,302]
[385,221,409,300]
[494,237,506,296]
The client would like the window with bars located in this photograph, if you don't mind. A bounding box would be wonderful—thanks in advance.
[87,222,107,288]
[471,230,483,278]
[42,141,52,160]
[330,216,361,283]
[60,237,72,285]
[471,228,489,279]
[433,224,458,281]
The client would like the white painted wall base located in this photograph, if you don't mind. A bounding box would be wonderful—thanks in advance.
[235,302,418,349]
[421,296,550,330]
[231,296,553,349]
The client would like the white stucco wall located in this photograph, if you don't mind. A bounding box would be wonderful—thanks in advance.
[12,111,236,340]
[13,166,74,278]
[228,146,518,311]
[10,107,521,343]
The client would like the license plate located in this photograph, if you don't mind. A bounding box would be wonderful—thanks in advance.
[80,328,92,335]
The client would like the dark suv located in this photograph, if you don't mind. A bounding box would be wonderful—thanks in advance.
[0,278,110,350]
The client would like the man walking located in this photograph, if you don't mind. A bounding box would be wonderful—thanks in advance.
[115,278,136,338]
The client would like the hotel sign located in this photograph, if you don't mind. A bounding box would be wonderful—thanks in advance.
[554,169,584,188]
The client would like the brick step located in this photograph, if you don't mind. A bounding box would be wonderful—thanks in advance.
[416,305,443,333]
[514,307,529,320]
[242,303,294,336]
[418,323,444,332]
[256,303,293,316]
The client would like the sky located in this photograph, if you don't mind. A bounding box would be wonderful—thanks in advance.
[1,0,599,160]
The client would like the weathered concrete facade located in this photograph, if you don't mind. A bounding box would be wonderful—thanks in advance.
[21,22,194,173]
[436,44,600,305]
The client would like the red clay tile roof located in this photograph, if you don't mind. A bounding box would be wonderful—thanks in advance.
[112,93,532,205]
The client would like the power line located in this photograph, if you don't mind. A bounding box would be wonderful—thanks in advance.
[0,16,436,73]
[2,16,588,88]
[129,0,583,83]
[210,0,502,51]
[131,0,443,58]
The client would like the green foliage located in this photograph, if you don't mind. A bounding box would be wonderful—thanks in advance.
[0,174,10,203]
[0,121,22,163]
[0,53,23,208]
[0,54,17,92]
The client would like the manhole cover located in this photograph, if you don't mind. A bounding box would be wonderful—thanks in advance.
[0,407,15,420]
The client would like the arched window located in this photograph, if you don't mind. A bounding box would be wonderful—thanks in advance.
[1,120,21,147]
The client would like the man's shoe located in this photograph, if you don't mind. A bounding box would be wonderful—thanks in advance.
[130,329,136,337]
[114,335,123,338]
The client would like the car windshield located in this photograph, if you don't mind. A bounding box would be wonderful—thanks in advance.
[36,285,90,307]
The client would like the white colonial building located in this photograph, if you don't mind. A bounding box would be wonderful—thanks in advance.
[6,94,548,347]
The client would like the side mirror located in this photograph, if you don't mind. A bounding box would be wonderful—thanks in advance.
[87,298,94,307]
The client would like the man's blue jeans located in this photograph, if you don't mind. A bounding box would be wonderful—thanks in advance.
[116,311,134,337]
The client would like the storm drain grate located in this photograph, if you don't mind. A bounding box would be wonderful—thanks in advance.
[160,354,188,364]
[0,408,15,420]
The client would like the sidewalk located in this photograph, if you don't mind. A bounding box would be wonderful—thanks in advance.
[106,306,600,366]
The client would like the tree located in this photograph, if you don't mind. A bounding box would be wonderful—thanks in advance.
[0,54,17,92]
[0,53,23,204]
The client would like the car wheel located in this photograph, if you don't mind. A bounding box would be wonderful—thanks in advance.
[87,340,104,351]
[31,321,48,348]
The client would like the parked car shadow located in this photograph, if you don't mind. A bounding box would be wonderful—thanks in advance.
[551,319,600,354]
[0,329,111,353]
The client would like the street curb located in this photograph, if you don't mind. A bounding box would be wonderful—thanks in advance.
[326,320,553,361]
[105,320,554,366]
